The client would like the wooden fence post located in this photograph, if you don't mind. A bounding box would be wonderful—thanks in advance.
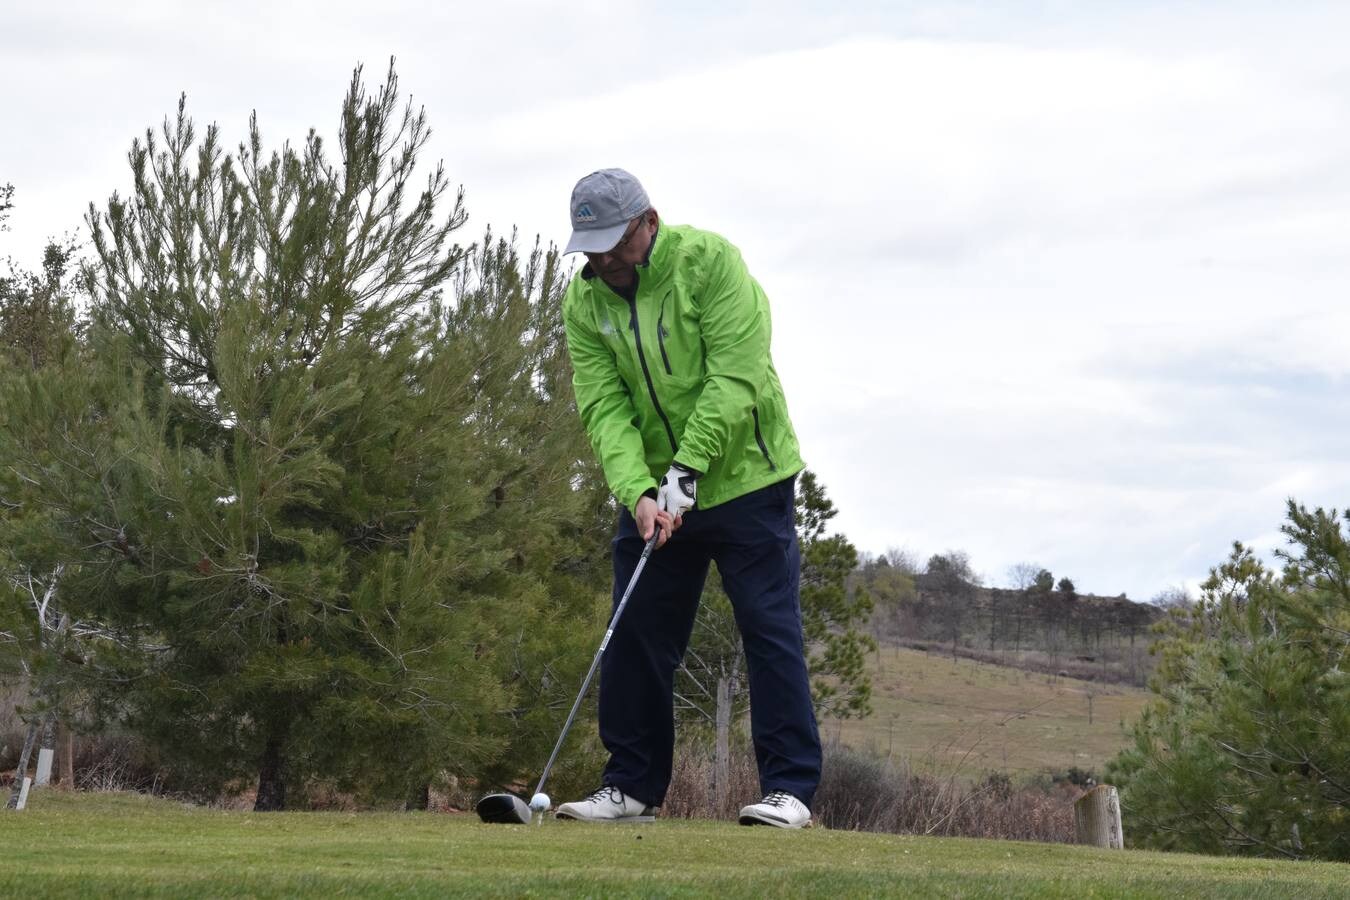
[1074,784,1124,849]
[714,676,731,815]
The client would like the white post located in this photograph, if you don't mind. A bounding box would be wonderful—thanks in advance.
[15,778,32,811]
[1074,784,1125,849]
[34,748,54,786]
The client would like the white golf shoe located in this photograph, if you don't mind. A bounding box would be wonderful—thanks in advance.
[738,790,812,828]
[555,785,656,823]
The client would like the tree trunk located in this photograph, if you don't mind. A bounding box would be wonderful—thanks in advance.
[1074,784,1124,849]
[1128,626,1137,682]
[59,721,75,790]
[714,675,732,815]
[406,783,430,811]
[6,721,39,809]
[254,732,288,811]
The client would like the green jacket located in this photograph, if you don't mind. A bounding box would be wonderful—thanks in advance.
[563,223,804,514]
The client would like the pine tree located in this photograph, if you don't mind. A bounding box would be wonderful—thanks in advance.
[0,240,88,803]
[0,241,80,371]
[796,471,875,719]
[426,231,613,802]
[1106,501,1350,861]
[2,62,610,809]
[0,182,14,231]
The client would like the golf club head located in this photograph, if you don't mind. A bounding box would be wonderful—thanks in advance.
[475,792,532,824]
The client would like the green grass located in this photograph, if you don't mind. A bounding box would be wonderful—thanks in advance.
[2,792,1346,898]
[826,645,1153,777]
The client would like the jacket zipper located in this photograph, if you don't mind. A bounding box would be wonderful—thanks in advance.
[752,407,777,471]
[657,293,673,375]
[627,299,679,453]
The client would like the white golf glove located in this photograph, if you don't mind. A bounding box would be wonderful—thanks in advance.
[657,463,698,518]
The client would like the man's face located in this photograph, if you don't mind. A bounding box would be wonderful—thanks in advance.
[586,210,656,288]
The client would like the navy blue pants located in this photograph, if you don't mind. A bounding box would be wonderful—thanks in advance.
[598,476,822,809]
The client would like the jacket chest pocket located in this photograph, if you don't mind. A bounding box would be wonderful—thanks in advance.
[654,290,702,380]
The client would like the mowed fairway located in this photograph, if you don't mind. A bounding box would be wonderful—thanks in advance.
[826,646,1152,777]
[2,792,1347,898]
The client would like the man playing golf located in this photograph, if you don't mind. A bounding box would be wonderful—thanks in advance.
[554,168,820,829]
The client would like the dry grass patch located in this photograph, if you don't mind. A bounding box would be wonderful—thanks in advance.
[826,644,1151,777]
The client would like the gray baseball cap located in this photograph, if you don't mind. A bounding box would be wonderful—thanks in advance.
[564,168,650,255]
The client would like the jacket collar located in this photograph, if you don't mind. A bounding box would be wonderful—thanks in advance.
[580,222,665,284]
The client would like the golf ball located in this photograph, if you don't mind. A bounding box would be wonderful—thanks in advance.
[530,792,550,811]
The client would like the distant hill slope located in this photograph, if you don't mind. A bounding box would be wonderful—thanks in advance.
[864,568,1169,687]
[826,644,1152,780]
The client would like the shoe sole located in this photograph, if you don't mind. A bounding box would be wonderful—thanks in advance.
[555,813,656,824]
[738,812,812,829]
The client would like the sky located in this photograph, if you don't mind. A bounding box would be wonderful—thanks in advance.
[5,1,1350,601]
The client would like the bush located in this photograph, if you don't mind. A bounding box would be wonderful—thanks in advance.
[1056,766,1096,788]
[666,739,1076,842]
[812,742,909,831]
[72,733,168,794]
[662,738,761,822]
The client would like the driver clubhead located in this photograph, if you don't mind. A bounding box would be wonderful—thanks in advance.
[476,792,532,825]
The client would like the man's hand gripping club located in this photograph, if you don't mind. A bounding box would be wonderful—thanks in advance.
[635,496,676,549]
[636,464,698,550]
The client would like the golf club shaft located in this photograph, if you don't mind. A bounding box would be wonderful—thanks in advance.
[533,530,661,798]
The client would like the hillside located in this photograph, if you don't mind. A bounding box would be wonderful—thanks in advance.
[862,558,1170,688]
[826,644,1152,779]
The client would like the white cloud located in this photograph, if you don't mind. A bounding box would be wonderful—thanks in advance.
[4,3,1349,601]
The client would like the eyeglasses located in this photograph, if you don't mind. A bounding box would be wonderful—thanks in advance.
[592,214,648,257]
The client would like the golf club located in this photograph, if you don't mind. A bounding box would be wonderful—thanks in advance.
[476,530,661,824]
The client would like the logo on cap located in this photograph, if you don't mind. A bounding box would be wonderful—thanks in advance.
[575,203,597,223]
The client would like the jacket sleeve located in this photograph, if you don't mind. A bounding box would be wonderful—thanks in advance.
[564,292,657,513]
[672,240,770,475]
